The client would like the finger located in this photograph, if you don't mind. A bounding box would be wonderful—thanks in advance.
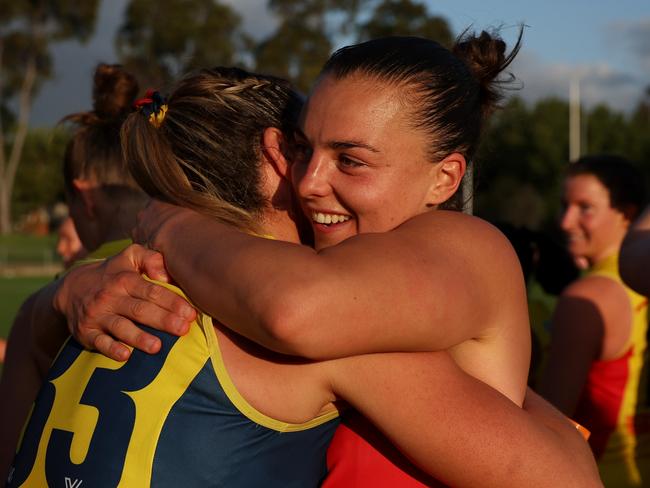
[104,314,162,354]
[142,252,169,283]
[93,333,132,361]
[121,275,195,323]
[110,290,192,337]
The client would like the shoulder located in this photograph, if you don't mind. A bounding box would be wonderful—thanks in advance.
[400,211,522,276]
[556,275,632,354]
[402,211,515,253]
[562,275,630,311]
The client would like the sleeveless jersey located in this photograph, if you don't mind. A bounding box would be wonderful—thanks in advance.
[573,253,650,486]
[8,279,339,487]
[324,411,441,487]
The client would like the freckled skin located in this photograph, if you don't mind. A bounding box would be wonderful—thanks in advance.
[293,74,439,250]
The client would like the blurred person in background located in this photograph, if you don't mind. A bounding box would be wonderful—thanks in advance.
[55,216,87,268]
[620,205,650,297]
[539,154,649,486]
[0,63,147,480]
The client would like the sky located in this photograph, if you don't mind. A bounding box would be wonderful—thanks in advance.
[27,0,650,127]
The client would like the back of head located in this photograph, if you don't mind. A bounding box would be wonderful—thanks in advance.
[122,67,304,233]
[567,154,647,219]
[320,30,522,210]
[63,63,141,195]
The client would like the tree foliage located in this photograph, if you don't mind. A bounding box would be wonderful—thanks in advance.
[12,128,67,219]
[115,0,247,90]
[253,0,346,93]
[358,0,453,45]
[0,0,99,234]
[8,0,650,239]
[474,94,650,230]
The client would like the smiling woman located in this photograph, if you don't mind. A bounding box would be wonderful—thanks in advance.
[292,72,445,249]
[539,154,649,486]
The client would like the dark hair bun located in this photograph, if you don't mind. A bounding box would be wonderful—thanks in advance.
[93,63,139,121]
[453,29,522,118]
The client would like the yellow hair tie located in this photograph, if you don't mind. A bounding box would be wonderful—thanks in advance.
[148,104,168,128]
[134,89,168,128]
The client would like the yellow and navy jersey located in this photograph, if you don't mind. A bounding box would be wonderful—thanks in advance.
[574,253,650,487]
[8,281,339,487]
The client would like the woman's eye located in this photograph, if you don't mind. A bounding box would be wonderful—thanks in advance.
[338,155,364,168]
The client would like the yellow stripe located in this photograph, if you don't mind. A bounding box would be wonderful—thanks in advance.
[118,320,207,486]
[202,314,339,432]
[590,253,649,485]
[149,277,339,432]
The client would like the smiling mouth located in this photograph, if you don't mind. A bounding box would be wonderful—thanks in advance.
[311,211,351,226]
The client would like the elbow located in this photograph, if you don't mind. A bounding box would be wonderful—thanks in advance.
[260,291,324,359]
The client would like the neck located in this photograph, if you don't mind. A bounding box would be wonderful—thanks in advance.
[97,197,145,245]
[258,207,300,243]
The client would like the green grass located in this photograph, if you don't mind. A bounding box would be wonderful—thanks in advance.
[0,233,60,265]
[0,276,53,340]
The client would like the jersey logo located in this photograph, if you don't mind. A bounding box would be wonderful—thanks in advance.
[64,477,83,488]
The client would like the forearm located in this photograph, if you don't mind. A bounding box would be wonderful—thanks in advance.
[154,212,328,355]
[620,206,650,296]
[333,353,600,487]
[148,208,490,359]
[31,279,71,374]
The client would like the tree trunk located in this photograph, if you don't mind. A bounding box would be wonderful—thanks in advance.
[0,51,38,235]
[0,180,9,234]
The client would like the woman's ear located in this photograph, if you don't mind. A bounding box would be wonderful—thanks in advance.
[262,127,290,179]
[426,152,467,206]
[71,178,98,218]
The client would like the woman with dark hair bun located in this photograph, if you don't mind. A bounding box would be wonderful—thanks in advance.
[540,154,648,487]
[53,34,601,486]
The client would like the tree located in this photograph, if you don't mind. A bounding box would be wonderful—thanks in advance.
[12,128,67,221]
[358,0,453,46]
[0,0,99,234]
[253,0,452,94]
[254,0,363,93]
[116,0,247,90]
[475,97,571,229]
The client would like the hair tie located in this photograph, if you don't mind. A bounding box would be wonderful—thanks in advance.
[134,89,168,128]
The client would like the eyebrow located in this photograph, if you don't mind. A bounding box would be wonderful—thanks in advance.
[294,129,379,153]
[329,140,380,153]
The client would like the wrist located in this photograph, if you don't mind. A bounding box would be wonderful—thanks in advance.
[52,262,101,318]
[152,208,202,253]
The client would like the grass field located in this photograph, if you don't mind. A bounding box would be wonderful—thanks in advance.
[0,276,53,340]
[0,233,61,340]
[0,233,59,266]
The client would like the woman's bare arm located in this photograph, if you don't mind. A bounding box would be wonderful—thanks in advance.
[331,351,601,487]
[124,200,527,361]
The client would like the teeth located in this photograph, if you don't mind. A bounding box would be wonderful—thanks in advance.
[312,212,350,225]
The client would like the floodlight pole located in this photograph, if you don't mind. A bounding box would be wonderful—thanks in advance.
[569,76,581,162]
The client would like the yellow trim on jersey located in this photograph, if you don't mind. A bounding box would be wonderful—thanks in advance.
[202,314,339,432]
[589,252,649,486]
[150,279,340,433]
[118,314,207,486]
[66,239,134,271]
